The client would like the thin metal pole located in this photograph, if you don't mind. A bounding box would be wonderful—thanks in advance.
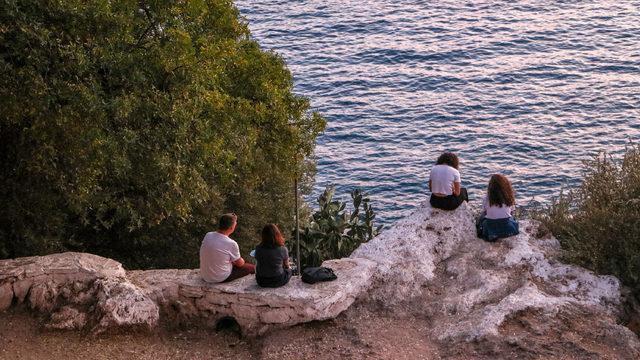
[295,176,301,275]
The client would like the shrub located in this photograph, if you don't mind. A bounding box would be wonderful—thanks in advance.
[295,186,383,268]
[536,144,640,296]
[0,0,325,268]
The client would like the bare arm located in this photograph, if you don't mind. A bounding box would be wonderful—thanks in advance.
[232,257,245,267]
[283,258,291,269]
[453,182,461,196]
[428,179,432,192]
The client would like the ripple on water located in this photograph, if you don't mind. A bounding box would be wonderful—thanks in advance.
[236,0,640,224]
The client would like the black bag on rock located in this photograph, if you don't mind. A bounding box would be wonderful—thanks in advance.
[301,267,337,284]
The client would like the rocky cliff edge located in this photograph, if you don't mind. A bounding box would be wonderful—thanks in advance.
[0,201,638,357]
[352,201,639,357]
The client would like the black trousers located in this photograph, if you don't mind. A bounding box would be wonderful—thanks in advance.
[256,268,293,288]
[430,188,469,211]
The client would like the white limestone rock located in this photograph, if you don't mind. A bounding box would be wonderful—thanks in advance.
[0,282,13,311]
[351,201,637,350]
[0,252,126,312]
[1,202,636,355]
[12,279,33,303]
[0,253,156,333]
[1,252,376,335]
[352,202,474,302]
[0,252,125,281]
[46,306,88,330]
[28,281,59,312]
[128,257,377,335]
[92,278,159,334]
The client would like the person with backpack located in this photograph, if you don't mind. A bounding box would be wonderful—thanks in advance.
[476,174,520,242]
[255,224,292,288]
[429,152,469,210]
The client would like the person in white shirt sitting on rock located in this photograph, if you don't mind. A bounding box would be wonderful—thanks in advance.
[476,174,520,242]
[200,213,255,283]
[429,152,469,210]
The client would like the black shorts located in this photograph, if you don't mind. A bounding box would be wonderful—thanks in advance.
[256,268,293,288]
[430,188,469,211]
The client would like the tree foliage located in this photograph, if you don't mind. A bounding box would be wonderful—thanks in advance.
[0,0,325,268]
[296,186,382,268]
[536,144,640,297]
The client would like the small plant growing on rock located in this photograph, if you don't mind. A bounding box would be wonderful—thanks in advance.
[296,186,382,268]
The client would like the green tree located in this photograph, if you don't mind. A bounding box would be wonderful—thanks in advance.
[0,0,325,268]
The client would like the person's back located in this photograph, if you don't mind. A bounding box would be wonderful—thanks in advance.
[430,164,460,195]
[429,152,469,210]
[200,231,239,283]
[255,224,292,288]
[482,195,513,220]
[255,244,288,278]
[199,213,255,283]
[476,174,519,242]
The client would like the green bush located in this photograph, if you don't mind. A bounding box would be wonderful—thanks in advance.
[295,186,382,268]
[536,144,640,296]
[0,0,325,268]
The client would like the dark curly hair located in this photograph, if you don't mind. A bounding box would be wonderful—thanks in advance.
[436,152,459,169]
[488,174,515,207]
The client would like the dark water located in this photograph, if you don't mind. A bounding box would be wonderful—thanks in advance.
[235,0,640,224]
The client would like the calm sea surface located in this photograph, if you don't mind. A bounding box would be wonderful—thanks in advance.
[235,0,640,224]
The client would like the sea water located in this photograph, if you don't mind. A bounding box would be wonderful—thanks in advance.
[235,0,640,224]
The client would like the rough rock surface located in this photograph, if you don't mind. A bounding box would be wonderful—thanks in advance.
[0,252,125,313]
[45,306,88,330]
[127,257,375,335]
[0,252,159,333]
[0,252,375,335]
[1,201,638,358]
[92,279,160,334]
[352,201,640,357]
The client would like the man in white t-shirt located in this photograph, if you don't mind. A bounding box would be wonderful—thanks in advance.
[200,213,255,283]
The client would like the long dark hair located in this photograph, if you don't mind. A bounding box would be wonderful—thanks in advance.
[260,224,285,248]
[436,152,459,169]
[488,174,515,207]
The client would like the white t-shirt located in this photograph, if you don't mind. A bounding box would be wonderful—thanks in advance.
[483,195,514,219]
[429,164,461,195]
[199,232,241,283]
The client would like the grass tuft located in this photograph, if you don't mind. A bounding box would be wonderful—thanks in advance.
[534,143,640,297]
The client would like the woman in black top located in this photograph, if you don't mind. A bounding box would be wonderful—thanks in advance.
[255,224,292,288]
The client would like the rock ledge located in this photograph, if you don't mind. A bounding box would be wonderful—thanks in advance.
[0,252,375,335]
